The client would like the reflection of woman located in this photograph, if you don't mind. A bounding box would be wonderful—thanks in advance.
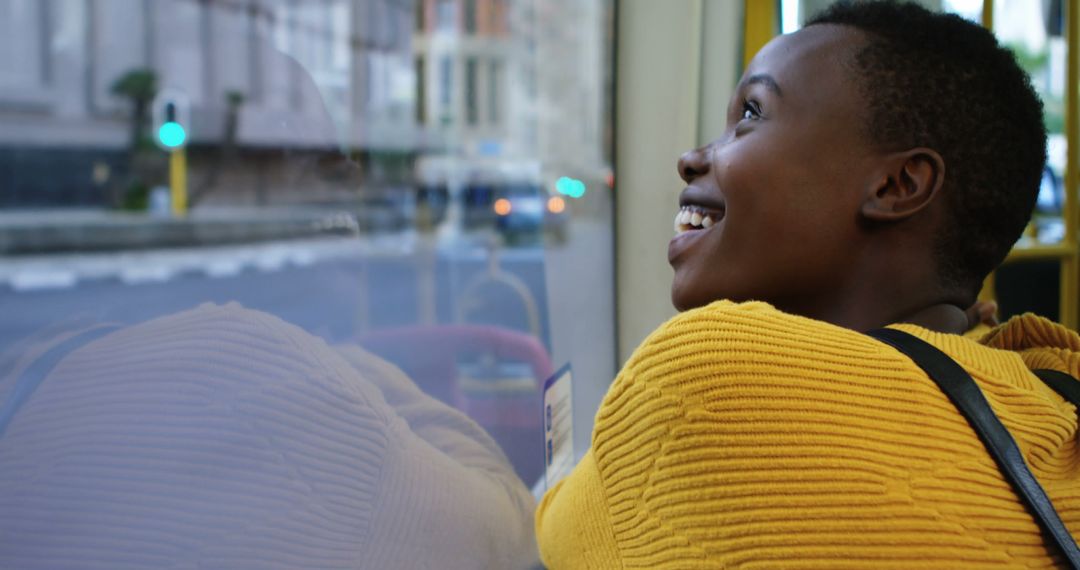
[0,303,538,569]
[537,3,1080,568]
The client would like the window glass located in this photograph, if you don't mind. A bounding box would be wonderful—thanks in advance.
[465,56,479,125]
[991,0,1067,243]
[465,0,477,34]
[941,0,983,22]
[415,55,427,123]
[436,0,456,31]
[489,59,501,123]
[785,0,976,31]
[984,0,1068,321]
[439,54,453,108]
[0,1,45,91]
[0,0,616,567]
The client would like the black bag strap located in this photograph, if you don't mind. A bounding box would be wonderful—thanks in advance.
[867,327,1080,569]
[1033,369,1080,409]
[0,324,122,439]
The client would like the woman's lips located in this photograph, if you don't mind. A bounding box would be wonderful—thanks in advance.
[668,217,719,264]
[678,186,727,215]
[669,197,726,265]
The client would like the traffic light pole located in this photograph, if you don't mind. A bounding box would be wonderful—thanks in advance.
[170,148,188,217]
[152,88,191,217]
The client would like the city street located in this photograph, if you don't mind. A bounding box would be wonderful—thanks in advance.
[0,233,552,356]
[0,217,617,472]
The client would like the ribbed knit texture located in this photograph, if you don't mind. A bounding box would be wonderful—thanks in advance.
[537,300,1080,569]
[0,303,538,569]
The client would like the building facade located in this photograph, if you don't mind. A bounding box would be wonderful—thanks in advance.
[0,0,416,208]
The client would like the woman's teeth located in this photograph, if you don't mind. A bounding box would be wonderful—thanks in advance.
[674,206,719,234]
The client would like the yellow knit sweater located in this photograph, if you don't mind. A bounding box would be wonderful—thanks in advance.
[536,301,1080,569]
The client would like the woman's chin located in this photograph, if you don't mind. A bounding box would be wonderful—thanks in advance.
[670,283,707,312]
[672,278,741,312]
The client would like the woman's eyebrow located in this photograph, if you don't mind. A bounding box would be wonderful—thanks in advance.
[741,74,783,97]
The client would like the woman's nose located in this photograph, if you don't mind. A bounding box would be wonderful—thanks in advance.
[677,146,710,183]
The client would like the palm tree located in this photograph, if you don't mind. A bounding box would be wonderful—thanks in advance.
[110,69,161,210]
[111,69,159,150]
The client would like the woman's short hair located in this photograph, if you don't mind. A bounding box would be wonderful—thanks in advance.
[809,0,1048,296]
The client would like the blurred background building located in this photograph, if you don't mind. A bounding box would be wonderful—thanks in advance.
[0,0,611,220]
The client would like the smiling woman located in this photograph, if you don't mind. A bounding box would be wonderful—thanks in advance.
[537,1,1080,568]
[670,24,910,324]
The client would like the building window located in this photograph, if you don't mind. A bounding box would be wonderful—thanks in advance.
[465,57,478,125]
[415,55,426,124]
[439,55,452,107]
[488,59,500,124]
[464,0,477,34]
[383,0,400,50]
[436,0,455,32]
[0,0,47,91]
[489,0,502,34]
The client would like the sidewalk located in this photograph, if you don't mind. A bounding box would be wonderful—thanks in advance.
[0,207,550,293]
[0,207,372,256]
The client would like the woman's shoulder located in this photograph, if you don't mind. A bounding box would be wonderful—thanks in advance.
[623,299,881,374]
[595,300,894,442]
[654,298,857,340]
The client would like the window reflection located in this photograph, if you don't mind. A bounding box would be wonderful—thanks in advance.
[0,0,615,566]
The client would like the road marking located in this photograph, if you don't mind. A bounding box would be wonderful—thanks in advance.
[0,235,421,291]
[120,265,176,285]
[204,259,243,279]
[10,270,78,292]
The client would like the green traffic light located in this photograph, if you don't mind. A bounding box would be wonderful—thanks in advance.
[571,180,585,198]
[159,121,186,148]
[556,176,586,198]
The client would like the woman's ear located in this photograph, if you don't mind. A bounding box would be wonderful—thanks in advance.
[861,148,946,222]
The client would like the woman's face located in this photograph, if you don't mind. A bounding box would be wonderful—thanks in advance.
[669,25,882,314]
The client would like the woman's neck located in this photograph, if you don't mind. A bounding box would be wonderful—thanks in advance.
[776,265,971,335]
[806,243,973,334]
[799,300,969,335]
[892,302,970,334]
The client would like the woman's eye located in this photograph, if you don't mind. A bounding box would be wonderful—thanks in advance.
[741,100,761,121]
